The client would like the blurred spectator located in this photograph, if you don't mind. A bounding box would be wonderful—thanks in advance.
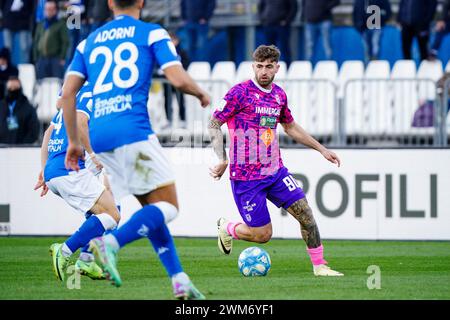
[1,0,35,65]
[412,72,450,127]
[181,0,216,61]
[397,0,437,61]
[0,47,19,101]
[302,0,340,62]
[258,0,298,65]
[64,0,90,62]
[429,0,450,60]
[162,32,190,129]
[33,0,69,79]
[86,0,111,33]
[353,0,391,63]
[0,77,39,144]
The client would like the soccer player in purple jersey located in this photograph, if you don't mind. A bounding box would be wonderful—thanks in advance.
[208,45,343,276]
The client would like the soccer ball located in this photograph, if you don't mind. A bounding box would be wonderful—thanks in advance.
[238,247,271,277]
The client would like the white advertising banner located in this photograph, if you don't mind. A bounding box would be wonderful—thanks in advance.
[0,148,449,240]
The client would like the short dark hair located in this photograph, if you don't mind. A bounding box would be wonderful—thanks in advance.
[45,0,58,9]
[252,45,280,63]
[113,0,138,9]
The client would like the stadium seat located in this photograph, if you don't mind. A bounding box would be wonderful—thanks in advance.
[391,59,416,79]
[235,61,253,83]
[211,61,236,134]
[365,60,391,78]
[187,62,211,81]
[361,60,392,135]
[308,61,338,135]
[211,61,236,87]
[186,62,212,134]
[390,60,418,135]
[18,64,36,102]
[287,61,312,79]
[417,60,444,101]
[34,78,62,123]
[339,61,365,135]
[276,61,287,80]
[337,60,364,98]
[285,61,313,132]
[211,61,235,103]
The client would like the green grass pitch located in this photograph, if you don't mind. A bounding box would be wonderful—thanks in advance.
[0,237,449,300]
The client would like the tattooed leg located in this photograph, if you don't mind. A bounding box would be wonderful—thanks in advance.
[287,198,322,249]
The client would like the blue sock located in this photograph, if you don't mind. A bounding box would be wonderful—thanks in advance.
[148,223,183,277]
[81,226,116,254]
[65,215,106,253]
[112,204,164,248]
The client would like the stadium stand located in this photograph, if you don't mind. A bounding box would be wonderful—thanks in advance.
[34,78,62,124]
[18,64,36,102]
[186,62,212,134]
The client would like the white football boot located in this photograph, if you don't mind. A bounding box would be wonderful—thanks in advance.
[217,217,233,255]
[313,264,344,277]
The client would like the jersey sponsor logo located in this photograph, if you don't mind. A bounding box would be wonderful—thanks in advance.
[94,94,133,118]
[48,138,64,153]
[94,26,136,43]
[259,116,277,129]
[260,128,275,147]
[255,106,280,116]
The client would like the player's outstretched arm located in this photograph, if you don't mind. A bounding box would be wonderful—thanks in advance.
[208,116,228,180]
[77,112,102,171]
[34,125,53,197]
[282,121,341,167]
[163,64,211,107]
[60,75,85,171]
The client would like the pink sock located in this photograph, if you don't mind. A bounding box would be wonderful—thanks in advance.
[227,222,242,240]
[306,245,328,266]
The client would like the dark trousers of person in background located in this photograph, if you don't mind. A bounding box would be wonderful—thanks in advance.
[163,83,186,125]
[263,25,291,65]
[362,28,382,63]
[401,24,430,61]
[304,20,333,61]
[35,57,64,79]
[2,29,32,65]
[185,22,209,61]
[67,24,90,62]
[429,23,450,57]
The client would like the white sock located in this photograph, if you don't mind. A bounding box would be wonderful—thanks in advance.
[79,252,94,262]
[104,234,120,251]
[61,243,73,257]
[172,272,190,286]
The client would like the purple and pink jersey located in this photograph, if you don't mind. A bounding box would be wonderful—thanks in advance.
[213,79,294,181]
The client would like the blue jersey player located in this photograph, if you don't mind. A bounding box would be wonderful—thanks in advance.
[59,0,210,299]
[35,84,121,283]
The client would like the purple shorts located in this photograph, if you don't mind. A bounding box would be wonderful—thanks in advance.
[230,166,305,227]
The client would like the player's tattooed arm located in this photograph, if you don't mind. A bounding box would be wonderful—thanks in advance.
[208,117,227,162]
[287,198,322,248]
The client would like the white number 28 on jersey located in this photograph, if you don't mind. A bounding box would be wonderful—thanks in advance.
[89,42,139,95]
